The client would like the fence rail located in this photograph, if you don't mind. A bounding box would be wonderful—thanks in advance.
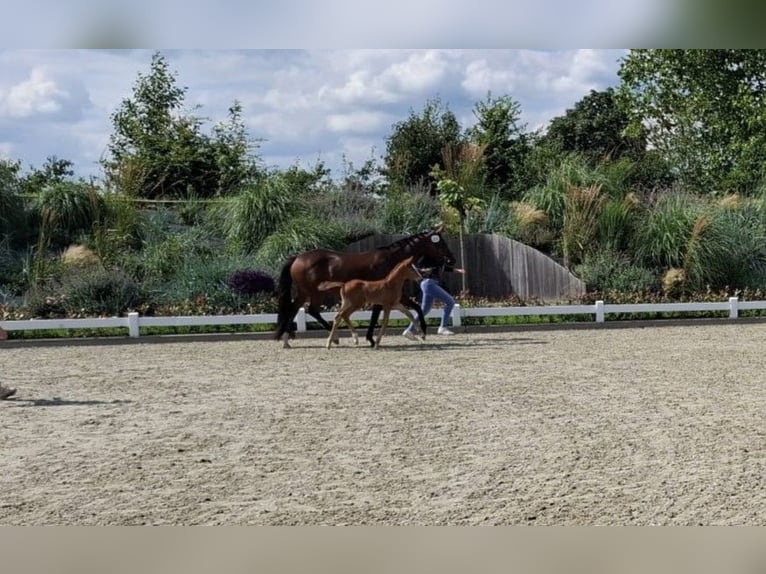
[1,297,764,340]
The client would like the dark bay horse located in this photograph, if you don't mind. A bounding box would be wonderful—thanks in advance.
[274,226,456,348]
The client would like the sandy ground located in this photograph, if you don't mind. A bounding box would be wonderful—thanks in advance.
[1,323,764,525]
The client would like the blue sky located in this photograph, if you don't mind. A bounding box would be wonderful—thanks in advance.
[0,49,629,180]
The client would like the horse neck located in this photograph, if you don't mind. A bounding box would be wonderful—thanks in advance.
[383,263,413,290]
[380,235,426,263]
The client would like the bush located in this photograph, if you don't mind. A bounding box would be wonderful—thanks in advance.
[59,268,143,316]
[227,269,275,296]
[575,250,657,293]
[379,185,441,234]
[255,215,347,273]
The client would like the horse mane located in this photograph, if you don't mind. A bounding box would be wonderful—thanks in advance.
[377,231,432,252]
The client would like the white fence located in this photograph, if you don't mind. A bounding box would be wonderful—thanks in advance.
[1,297,765,340]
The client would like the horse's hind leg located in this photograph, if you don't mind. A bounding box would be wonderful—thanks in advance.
[281,298,305,348]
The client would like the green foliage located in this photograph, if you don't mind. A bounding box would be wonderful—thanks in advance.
[58,267,143,317]
[0,159,26,244]
[384,97,463,194]
[33,181,106,247]
[104,52,260,199]
[562,184,605,266]
[467,93,533,199]
[19,156,75,195]
[634,192,701,269]
[597,195,639,252]
[147,255,252,309]
[464,194,515,234]
[218,176,302,254]
[543,88,645,161]
[255,216,347,273]
[575,249,657,293]
[307,182,381,241]
[379,186,441,234]
[683,207,766,291]
[524,154,637,238]
[619,49,766,193]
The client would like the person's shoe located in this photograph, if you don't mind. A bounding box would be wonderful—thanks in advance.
[0,386,17,400]
[437,327,455,335]
[402,329,419,341]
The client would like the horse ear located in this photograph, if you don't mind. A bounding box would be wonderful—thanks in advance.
[433,223,444,233]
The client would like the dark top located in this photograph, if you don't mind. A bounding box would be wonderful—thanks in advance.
[413,255,455,283]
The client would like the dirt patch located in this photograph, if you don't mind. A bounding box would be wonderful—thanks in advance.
[1,324,764,525]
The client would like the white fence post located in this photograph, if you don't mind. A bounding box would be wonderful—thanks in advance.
[296,308,307,332]
[128,312,140,338]
[595,300,605,323]
[452,303,462,327]
[729,296,739,319]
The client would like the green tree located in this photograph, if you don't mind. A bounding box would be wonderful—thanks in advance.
[431,143,486,292]
[543,88,645,161]
[384,98,462,194]
[0,159,25,243]
[20,156,75,195]
[212,101,262,196]
[104,52,259,199]
[618,49,766,193]
[467,93,532,199]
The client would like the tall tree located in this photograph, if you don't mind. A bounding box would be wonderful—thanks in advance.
[384,98,462,194]
[543,88,645,161]
[467,93,532,200]
[619,49,766,193]
[104,52,259,199]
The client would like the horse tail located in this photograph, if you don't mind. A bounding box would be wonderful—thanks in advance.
[274,255,298,340]
[317,281,344,291]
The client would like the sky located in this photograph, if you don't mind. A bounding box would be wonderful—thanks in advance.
[0,49,630,180]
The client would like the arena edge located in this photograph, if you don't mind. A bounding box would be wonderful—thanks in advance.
[2,297,766,340]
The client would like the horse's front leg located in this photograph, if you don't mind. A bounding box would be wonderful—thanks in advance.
[366,305,382,348]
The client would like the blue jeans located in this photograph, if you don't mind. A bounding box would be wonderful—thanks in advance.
[405,278,454,332]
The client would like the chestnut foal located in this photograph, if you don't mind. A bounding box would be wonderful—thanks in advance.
[317,256,424,349]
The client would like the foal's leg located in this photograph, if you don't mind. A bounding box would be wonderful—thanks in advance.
[307,303,340,345]
[326,310,346,349]
[375,308,391,349]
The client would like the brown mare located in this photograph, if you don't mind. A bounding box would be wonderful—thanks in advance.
[274,226,456,348]
[318,257,425,349]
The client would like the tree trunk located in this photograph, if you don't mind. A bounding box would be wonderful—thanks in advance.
[459,217,467,293]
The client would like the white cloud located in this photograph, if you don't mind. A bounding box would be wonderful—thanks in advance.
[0,67,71,118]
[0,49,627,179]
[0,142,14,160]
[326,111,389,134]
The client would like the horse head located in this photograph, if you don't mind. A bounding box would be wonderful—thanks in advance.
[418,223,456,266]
